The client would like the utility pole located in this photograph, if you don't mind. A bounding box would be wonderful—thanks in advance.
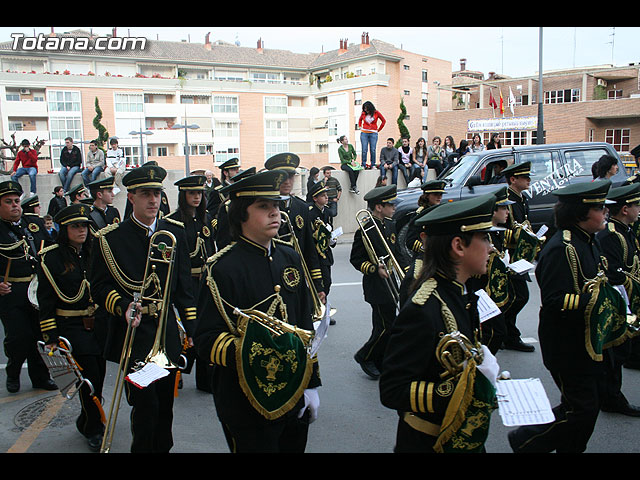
[537,27,544,144]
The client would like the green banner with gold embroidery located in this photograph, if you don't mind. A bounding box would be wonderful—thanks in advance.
[312,220,331,260]
[486,252,511,309]
[236,317,312,420]
[434,359,496,453]
[584,277,630,361]
[512,225,542,263]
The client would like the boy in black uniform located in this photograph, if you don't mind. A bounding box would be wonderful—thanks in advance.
[265,153,326,304]
[379,194,501,453]
[213,167,256,250]
[123,162,171,220]
[509,180,629,453]
[0,181,56,393]
[206,157,240,217]
[351,184,407,379]
[501,161,535,352]
[166,175,217,392]
[404,180,445,260]
[308,181,337,324]
[595,183,640,416]
[90,164,197,453]
[194,170,321,453]
[87,177,121,236]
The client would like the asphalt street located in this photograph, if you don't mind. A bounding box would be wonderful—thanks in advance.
[2,235,640,454]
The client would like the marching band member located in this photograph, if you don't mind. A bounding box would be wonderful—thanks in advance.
[86,177,121,236]
[501,161,535,352]
[404,180,445,259]
[264,153,326,303]
[206,157,240,217]
[90,164,196,453]
[508,180,627,453]
[379,194,501,453]
[595,183,640,416]
[38,203,105,451]
[123,161,171,220]
[166,175,216,392]
[308,181,337,324]
[0,181,56,393]
[350,184,407,379]
[214,167,256,250]
[194,169,321,453]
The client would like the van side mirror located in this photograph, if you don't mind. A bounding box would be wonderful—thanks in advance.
[466,175,482,188]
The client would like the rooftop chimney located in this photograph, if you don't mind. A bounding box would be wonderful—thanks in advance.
[204,32,211,50]
[339,38,348,54]
[488,71,495,79]
[360,32,370,50]
[112,27,117,37]
[460,58,467,71]
[49,27,56,37]
[257,38,264,53]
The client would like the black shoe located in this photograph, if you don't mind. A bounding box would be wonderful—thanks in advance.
[503,340,535,352]
[33,379,58,391]
[329,318,336,325]
[6,376,20,393]
[601,403,640,417]
[507,429,523,453]
[87,433,103,452]
[354,354,380,379]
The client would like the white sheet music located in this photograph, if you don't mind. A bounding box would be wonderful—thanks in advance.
[331,226,343,241]
[496,378,555,426]
[475,289,502,323]
[125,362,169,389]
[311,300,331,358]
[508,259,536,274]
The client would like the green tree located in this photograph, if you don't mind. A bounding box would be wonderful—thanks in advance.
[92,97,109,152]
[395,97,410,148]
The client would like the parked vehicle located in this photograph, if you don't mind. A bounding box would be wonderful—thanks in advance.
[394,142,629,260]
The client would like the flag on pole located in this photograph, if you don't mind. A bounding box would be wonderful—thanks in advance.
[489,90,497,118]
[509,87,516,116]
[499,90,504,116]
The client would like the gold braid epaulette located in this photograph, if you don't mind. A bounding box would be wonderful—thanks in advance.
[163,217,184,228]
[38,243,59,256]
[97,224,141,293]
[273,238,293,247]
[411,277,437,306]
[94,222,120,238]
[40,246,91,304]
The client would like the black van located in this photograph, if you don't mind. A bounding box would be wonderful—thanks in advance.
[394,142,628,259]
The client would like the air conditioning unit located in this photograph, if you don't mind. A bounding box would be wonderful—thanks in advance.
[597,79,607,87]
[19,89,30,95]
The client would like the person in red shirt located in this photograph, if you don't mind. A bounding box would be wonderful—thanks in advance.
[11,139,39,195]
[358,101,386,169]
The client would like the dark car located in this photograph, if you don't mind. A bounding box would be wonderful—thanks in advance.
[394,142,629,260]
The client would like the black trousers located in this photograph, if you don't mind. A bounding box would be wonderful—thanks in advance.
[602,340,633,409]
[340,164,360,189]
[1,296,50,385]
[124,369,177,453]
[357,303,396,372]
[509,369,605,453]
[74,353,106,437]
[481,312,507,355]
[503,275,529,345]
[220,410,310,453]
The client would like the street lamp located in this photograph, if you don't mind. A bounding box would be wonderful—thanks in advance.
[129,130,153,166]
[171,123,199,176]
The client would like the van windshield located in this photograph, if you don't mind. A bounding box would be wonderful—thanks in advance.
[443,154,483,187]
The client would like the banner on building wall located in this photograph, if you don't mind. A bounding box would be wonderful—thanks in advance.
[468,116,538,132]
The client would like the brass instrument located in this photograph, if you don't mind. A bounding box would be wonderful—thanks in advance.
[355,209,405,307]
[100,230,178,453]
[616,268,640,333]
[278,211,326,322]
[435,330,484,380]
[233,307,315,348]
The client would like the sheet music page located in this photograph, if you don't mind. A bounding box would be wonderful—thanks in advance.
[536,225,549,238]
[126,362,170,389]
[496,378,555,426]
[474,289,502,323]
[311,300,331,358]
[331,226,343,241]
[508,259,535,274]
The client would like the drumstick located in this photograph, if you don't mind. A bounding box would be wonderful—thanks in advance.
[4,258,12,283]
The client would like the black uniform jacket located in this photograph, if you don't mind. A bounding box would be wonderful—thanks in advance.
[37,243,101,356]
[596,218,639,286]
[0,215,53,309]
[536,226,605,374]
[307,203,334,267]
[166,209,216,280]
[89,215,196,365]
[380,273,480,427]
[88,204,121,236]
[194,235,321,427]
[350,214,406,305]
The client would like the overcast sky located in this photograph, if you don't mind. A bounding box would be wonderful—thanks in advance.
[1,26,638,79]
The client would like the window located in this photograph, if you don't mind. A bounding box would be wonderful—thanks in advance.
[503,131,528,146]
[266,120,287,137]
[115,93,143,113]
[403,65,410,71]
[404,90,410,96]
[564,148,612,177]
[214,147,239,165]
[157,147,168,156]
[122,146,141,166]
[265,97,287,115]
[6,93,19,101]
[518,151,563,184]
[605,128,630,152]
[250,71,280,84]
[48,91,81,112]
[422,93,428,107]
[422,70,428,82]
[544,88,580,104]
[214,121,239,138]
[266,142,288,158]
[49,117,83,168]
[213,96,238,113]
[213,70,244,82]
[8,121,23,131]
[608,90,623,99]
[354,91,362,106]
[188,144,212,156]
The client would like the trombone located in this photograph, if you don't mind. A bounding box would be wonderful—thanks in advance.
[355,209,405,307]
[100,230,178,453]
[279,211,327,322]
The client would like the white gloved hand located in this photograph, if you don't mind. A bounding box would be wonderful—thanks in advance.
[297,388,320,424]
[476,345,500,388]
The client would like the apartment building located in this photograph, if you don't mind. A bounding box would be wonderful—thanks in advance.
[434,59,640,159]
[0,29,452,174]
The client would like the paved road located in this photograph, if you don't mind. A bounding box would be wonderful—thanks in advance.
[2,236,640,453]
